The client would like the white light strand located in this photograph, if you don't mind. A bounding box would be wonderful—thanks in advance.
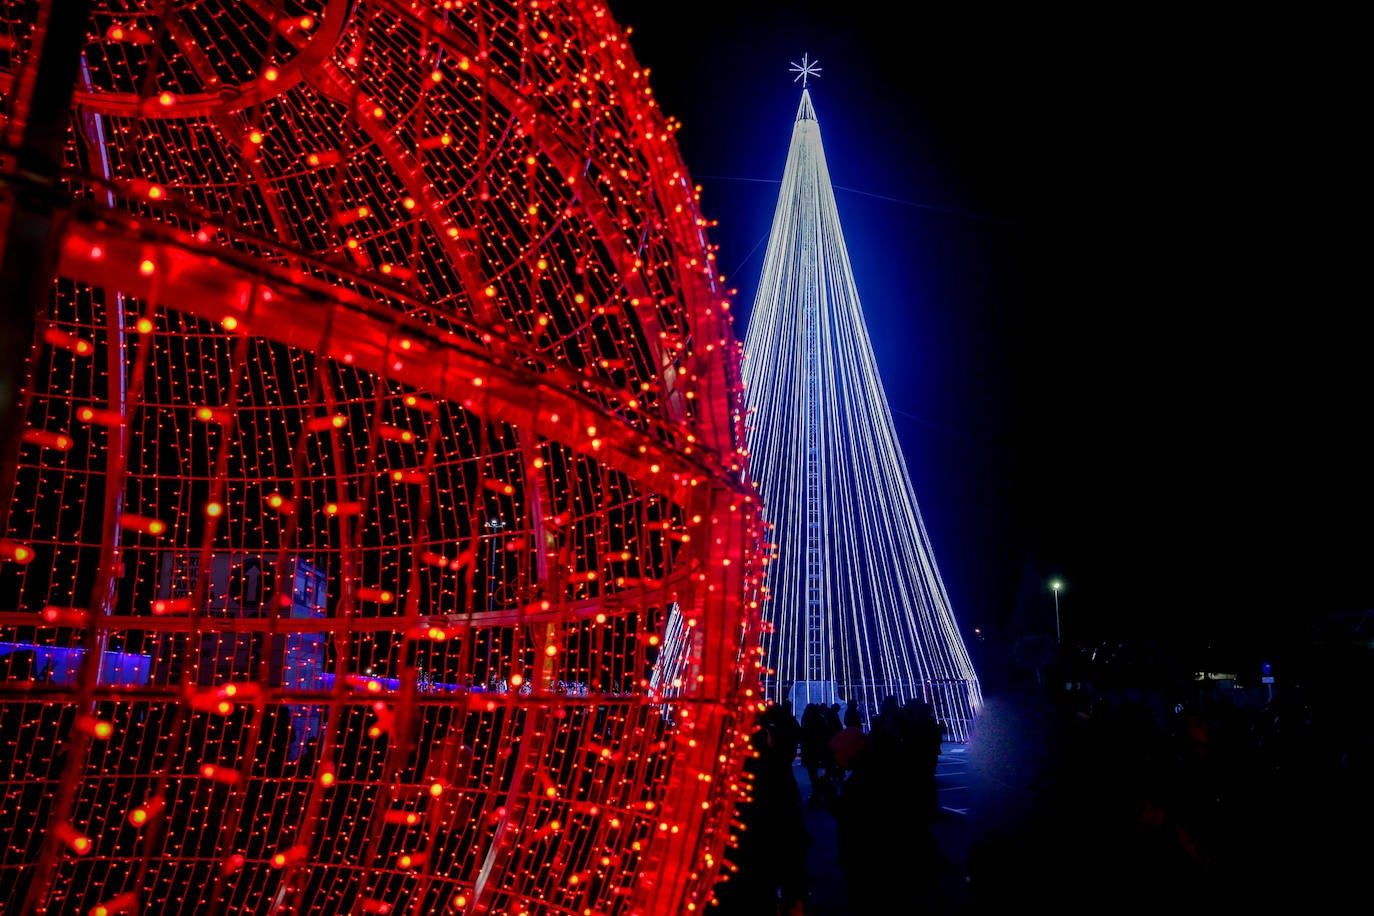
[648,601,689,719]
[742,90,983,734]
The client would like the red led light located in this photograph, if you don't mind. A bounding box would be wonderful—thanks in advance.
[0,540,34,564]
[22,429,73,451]
[55,823,92,856]
[150,598,192,615]
[118,514,166,536]
[1,3,766,914]
[42,327,94,355]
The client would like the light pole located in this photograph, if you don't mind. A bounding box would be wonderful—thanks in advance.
[483,516,507,685]
[1051,579,1063,644]
[484,516,507,612]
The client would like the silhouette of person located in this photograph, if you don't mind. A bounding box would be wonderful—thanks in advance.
[799,702,831,805]
[871,694,903,744]
[904,700,945,819]
[774,698,802,758]
[714,705,810,915]
[835,717,935,911]
[829,709,868,773]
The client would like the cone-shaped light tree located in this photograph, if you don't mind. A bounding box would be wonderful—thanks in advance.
[742,76,983,737]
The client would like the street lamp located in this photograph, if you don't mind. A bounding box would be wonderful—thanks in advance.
[483,516,507,682]
[1051,579,1063,644]
[484,516,507,612]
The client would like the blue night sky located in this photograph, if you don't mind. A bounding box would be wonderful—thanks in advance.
[608,2,1367,667]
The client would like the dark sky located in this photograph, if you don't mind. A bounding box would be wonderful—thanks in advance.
[607,2,1368,663]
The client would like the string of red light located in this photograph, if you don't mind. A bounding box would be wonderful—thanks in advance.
[0,2,768,914]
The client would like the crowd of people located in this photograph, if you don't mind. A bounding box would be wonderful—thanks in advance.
[712,693,948,915]
[713,671,1374,915]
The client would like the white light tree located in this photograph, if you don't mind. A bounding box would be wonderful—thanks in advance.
[742,67,983,737]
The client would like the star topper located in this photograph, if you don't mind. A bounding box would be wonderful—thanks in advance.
[790,53,822,87]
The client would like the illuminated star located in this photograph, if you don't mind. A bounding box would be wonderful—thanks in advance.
[789,54,822,87]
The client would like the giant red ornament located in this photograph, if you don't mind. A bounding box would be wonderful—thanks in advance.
[0,3,763,913]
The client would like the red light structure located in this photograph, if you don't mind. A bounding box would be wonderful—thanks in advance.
[0,3,764,914]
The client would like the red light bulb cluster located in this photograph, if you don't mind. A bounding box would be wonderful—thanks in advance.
[0,1,768,914]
